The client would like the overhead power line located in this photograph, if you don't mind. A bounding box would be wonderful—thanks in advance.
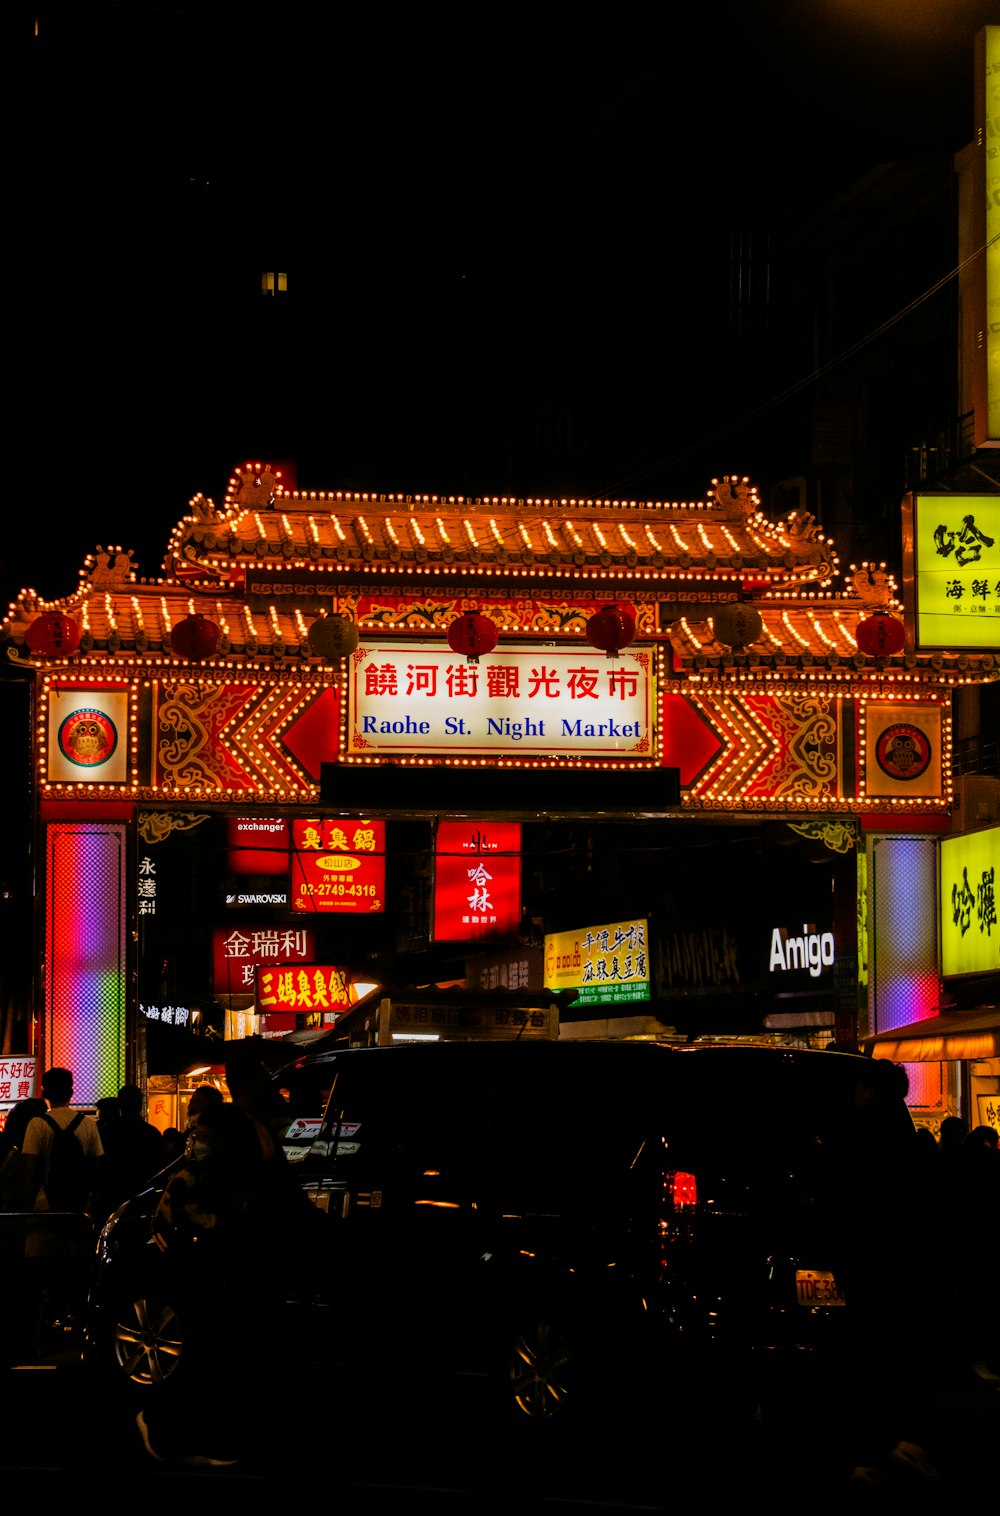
[604,232,1000,495]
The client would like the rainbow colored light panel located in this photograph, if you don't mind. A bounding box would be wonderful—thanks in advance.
[45,823,127,1107]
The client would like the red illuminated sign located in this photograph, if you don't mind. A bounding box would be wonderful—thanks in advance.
[290,818,386,914]
[257,964,351,1015]
[227,817,289,876]
[212,925,318,995]
[433,822,521,942]
[259,1013,297,1040]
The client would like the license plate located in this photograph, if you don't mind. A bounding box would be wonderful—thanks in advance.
[795,1269,844,1307]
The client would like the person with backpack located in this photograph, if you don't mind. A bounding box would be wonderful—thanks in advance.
[19,1066,103,1344]
[21,1067,103,1213]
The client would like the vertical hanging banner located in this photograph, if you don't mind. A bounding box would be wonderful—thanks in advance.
[981,27,1000,441]
[433,821,522,941]
[46,822,127,1106]
[47,687,129,784]
[863,703,942,799]
[940,825,1000,978]
[290,818,386,913]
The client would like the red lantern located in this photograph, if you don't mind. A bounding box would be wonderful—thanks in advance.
[170,613,221,660]
[447,612,499,663]
[855,612,905,657]
[586,604,637,659]
[25,612,81,657]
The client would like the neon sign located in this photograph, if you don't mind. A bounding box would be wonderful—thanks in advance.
[433,822,522,942]
[769,924,836,979]
[290,818,385,914]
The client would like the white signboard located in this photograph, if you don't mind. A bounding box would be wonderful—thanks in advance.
[348,642,655,758]
[0,1056,39,1114]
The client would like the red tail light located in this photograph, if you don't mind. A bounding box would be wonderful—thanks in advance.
[666,1169,697,1209]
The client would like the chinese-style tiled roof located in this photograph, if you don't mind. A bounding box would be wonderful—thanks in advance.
[170,467,838,581]
[1,464,996,685]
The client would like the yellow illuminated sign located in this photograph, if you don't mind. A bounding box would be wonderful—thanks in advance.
[913,495,1000,649]
[544,918,650,1006]
[986,27,1000,438]
[940,826,999,977]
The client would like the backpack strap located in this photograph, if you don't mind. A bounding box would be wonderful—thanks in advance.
[42,1112,85,1135]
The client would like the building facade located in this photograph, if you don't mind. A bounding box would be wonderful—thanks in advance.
[1,463,995,1132]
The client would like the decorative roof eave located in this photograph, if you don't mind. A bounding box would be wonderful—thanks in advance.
[666,651,998,686]
[164,465,841,587]
[2,568,997,689]
[172,552,840,597]
[172,509,838,582]
[3,617,995,692]
[3,465,995,689]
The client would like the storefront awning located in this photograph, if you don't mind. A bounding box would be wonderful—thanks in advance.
[864,1007,1000,1063]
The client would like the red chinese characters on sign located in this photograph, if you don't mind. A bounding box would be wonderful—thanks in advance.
[362,661,640,701]
[212,926,318,994]
[257,964,351,1015]
[0,1056,39,1116]
[290,818,386,914]
[433,822,522,942]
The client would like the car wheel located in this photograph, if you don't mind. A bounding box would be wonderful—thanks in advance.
[112,1295,184,1388]
[509,1315,576,1421]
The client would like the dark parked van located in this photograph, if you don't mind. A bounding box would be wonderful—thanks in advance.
[89,1041,915,1428]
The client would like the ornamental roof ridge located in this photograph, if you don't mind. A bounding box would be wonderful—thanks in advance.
[214,464,763,518]
[156,462,842,586]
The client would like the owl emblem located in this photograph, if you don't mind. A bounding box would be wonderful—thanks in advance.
[57,708,118,768]
[887,733,916,771]
[874,723,931,784]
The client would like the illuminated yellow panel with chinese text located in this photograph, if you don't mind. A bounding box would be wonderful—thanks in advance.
[940,826,1000,978]
[985,27,1000,439]
[913,495,1000,650]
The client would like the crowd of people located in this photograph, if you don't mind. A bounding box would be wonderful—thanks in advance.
[1,1052,998,1475]
[828,1062,1000,1485]
[0,1047,309,1466]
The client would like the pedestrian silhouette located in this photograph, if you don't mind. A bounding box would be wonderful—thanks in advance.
[19,1067,103,1345]
[834,1059,946,1481]
[136,1100,270,1465]
[0,1097,46,1210]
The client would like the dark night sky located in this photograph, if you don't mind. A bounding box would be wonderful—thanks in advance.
[7,1,1000,608]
